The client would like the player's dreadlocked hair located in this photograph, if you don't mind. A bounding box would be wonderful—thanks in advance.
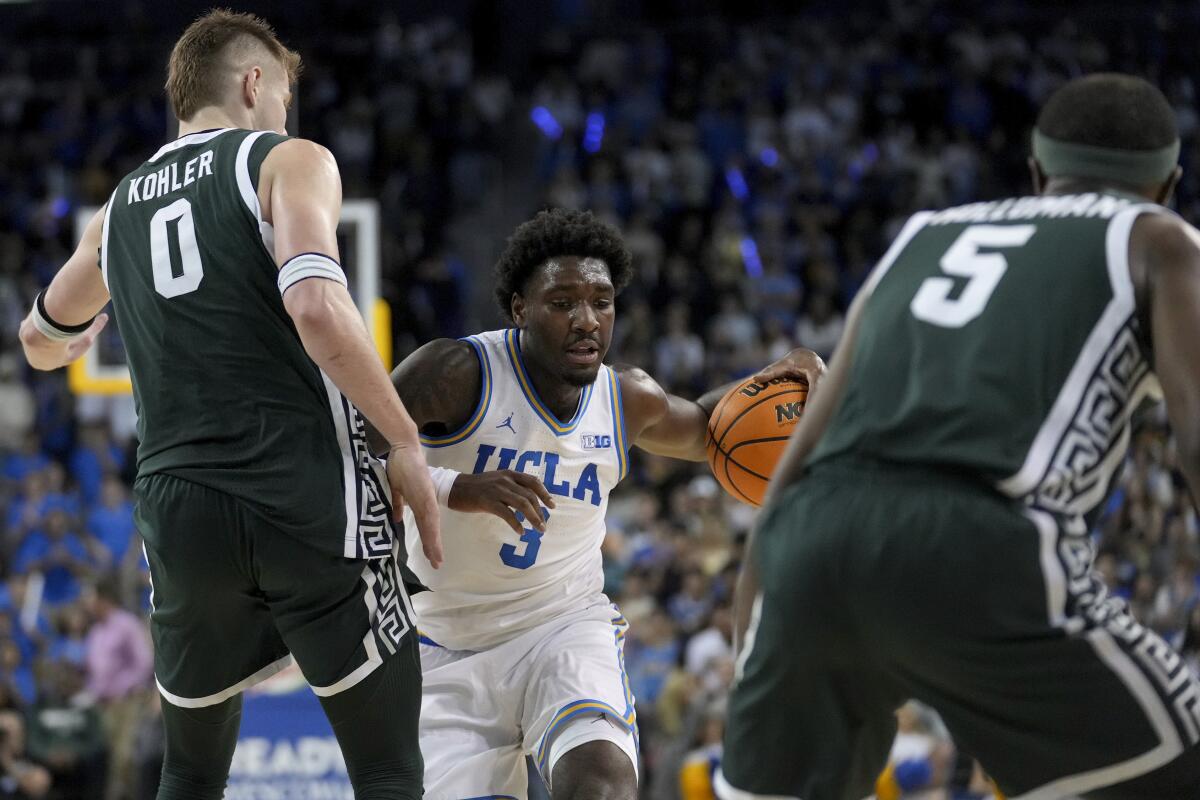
[493,208,633,322]
[1037,73,1177,152]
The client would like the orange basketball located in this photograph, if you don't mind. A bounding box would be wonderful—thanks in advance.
[705,376,808,507]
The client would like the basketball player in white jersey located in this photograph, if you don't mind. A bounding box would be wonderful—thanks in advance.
[384,209,825,799]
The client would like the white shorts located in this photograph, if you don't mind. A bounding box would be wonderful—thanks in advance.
[418,602,638,799]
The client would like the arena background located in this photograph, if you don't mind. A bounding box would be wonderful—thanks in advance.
[1,0,1199,798]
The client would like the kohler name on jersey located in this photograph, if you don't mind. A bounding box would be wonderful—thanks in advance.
[128,150,215,205]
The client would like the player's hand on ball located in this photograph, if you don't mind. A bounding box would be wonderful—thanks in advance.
[387,439,444,568]
[754,346,826,390]
[448,470,556,534]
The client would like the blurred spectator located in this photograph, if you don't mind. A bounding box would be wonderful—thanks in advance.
[2,439,47,488]
[654,304,705,393]
[13,511,93,608]
[0,709,50,798]
[81,580,151,800]
[27,660,106,799]
[85,477,135,569]
[67,425,124,508]
[1151,556,1200,637]
[667,572,712,636]
[625,608,680,709]
[0,359,34,453]
[794,291,845,361]
[684,602,733,691]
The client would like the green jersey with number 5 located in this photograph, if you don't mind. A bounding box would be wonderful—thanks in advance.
[101,128,392,559]
[809,192,1166,522]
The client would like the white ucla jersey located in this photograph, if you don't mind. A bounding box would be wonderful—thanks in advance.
[403,328,629,651]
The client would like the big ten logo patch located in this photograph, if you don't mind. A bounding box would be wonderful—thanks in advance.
[581,434,612,450]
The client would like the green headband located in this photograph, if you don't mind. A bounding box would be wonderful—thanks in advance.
[1032,129,1179,186]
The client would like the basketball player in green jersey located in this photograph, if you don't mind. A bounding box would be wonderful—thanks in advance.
[718,74,1200,800]
[19,11,443,799]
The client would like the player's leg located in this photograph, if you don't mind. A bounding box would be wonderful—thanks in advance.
[550,738,636,800]
[135,474,292,800]
[716,478,906,800]
[418,639,528,800]
[521,606,643,800]
[851,475,1200,799]
[257,537,424,798]
[156,696,243,800]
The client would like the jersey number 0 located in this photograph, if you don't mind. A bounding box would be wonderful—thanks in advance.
[149,198,204,299]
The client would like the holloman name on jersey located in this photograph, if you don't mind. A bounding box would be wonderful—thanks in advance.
[127,150,215,204]
[927,192,1130,226]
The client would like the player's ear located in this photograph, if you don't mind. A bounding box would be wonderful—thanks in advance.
[242,66,262,109]
[1028,157,1046,195]
[1156,165,1183,206]
[510,293,525,327]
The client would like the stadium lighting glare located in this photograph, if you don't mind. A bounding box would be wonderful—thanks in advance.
[530,106,563,140]
[740,236,763,278]
[583,111,605,153]
[725,166,749,201]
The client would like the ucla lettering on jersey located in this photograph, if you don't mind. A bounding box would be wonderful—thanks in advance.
[403,328,629,651]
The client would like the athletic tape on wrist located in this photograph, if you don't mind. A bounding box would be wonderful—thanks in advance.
[31,291,94,342]
[277,252,347,295]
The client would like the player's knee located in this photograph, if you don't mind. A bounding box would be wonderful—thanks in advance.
[346,757,423,800]
[157,766,229,800]
[550,740,638,800]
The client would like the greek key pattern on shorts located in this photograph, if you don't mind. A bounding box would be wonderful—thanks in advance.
[1059,529,1200,746]
[368,552,410,656]
[348,404,395,559]
[1031,322,1149,518]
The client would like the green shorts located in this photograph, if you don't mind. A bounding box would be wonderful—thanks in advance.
[718,459,1200,800]
[135,473,417,708]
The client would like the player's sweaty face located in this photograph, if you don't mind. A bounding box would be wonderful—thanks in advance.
[517,257,615,387]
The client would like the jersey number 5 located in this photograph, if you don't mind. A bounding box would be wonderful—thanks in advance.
[149,198,204,299]
[500,507,551,570]
[909,224,1036,328]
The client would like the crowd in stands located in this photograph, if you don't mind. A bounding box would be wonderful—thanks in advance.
[1,1,1199,798]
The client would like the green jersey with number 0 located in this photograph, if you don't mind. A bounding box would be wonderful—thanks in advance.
[810,192,1165,522]
[101,127,393,559]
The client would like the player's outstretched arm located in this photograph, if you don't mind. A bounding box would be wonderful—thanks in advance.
[19,206,111,371]
[1137,213,1200,503]
[379,339,555,532]
[731,293,868,656]
[615,347,825,462]
[263,138,442,567]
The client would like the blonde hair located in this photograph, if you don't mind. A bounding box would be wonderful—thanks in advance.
[165,9,301,121]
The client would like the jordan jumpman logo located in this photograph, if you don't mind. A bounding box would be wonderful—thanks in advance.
[497,413,516,434]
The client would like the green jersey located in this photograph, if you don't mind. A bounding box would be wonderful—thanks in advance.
[810,192,1165,522]
[101,128,393,559]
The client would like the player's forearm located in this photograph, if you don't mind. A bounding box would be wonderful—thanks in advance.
[287,282,419,448]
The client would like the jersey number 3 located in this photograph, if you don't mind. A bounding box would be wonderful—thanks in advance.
[149,198,204,299]
[910,224,1036,328]
[500,507,551,570]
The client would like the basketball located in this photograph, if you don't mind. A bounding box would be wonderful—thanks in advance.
[706,376,808,507]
